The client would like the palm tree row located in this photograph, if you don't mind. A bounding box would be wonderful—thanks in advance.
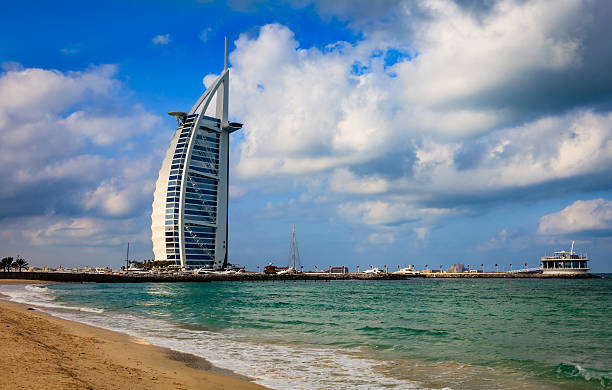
[1,257,29,272]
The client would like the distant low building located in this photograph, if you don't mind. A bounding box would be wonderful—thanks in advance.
[330,266,348,274]
[446,264,465,273]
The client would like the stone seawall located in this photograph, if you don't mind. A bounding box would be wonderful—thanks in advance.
[0,271,599,283]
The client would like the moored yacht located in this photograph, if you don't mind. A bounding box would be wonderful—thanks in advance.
[541,241,590,275]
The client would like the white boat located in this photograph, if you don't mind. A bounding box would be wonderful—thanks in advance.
[195,268,214,275]
[277,267,295,275]
[394,265,418,275]
[541,241,590,275]
[127,266,148,275]
[362,267,382,274]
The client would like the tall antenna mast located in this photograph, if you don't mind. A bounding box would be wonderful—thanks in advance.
[292,224,296,272]
[126,242,130,270]
[224,36,228,71]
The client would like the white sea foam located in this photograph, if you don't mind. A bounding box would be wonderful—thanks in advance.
[0,283,104,313]
[56,310,427,389]
[0,283,446,390]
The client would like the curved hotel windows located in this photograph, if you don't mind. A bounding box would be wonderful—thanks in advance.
[151,46,241,270]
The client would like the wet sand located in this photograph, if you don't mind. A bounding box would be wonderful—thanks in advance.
[0,280,268,390]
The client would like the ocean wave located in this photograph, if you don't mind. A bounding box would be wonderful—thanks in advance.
[555,363,612,387]
[261,318,339,327]
[31,307,431,390]
[356,325,448,337]
[0,283,104,313]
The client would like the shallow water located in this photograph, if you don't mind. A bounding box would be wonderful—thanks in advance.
[1,277,610,389]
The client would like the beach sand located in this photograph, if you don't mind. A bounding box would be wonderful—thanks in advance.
[0,280,268,390]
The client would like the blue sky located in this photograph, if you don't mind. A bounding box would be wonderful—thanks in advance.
[1,0,611,271]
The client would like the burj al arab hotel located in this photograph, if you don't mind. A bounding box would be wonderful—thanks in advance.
[151,40,242,270]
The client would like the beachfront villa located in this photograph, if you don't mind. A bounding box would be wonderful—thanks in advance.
[151,40,242,270]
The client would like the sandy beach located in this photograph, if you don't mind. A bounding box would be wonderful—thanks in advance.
[0,280,268,390]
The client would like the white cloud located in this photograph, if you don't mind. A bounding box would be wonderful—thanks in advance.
[0,64,164,254]
[195,1,612,242]
[413,227,429,241]
[329,168,389,194]
[200,27,213,43]
[62,106,160,146]
[538,198,612,235]
[478,228,531,250]
[61,47,80,55]
[0,212,148,250]
[395,0,584,107]
[0,65,117,113]
[224,1,599,184]
[337,200,450,226]
[404,110,612,197]
[83,172,155,218]
[152,34,170,45]
[368,232,397,244]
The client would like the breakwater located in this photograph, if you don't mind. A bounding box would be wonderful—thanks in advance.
[0,271,598,283]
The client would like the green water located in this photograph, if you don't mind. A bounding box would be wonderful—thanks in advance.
[10,277,612,389]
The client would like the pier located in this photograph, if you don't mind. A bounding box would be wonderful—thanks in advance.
[0,271,599,283]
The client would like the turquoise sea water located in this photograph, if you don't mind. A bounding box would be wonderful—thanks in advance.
[1,277,611,389]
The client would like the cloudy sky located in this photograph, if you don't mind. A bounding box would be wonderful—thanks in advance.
[1,0,611,271]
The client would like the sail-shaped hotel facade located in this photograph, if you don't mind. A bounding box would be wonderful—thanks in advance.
[151,42,242,270]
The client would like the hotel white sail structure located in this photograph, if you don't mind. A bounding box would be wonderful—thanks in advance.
[151,41,242,269]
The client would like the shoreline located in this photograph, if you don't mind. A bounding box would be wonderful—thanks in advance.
[0,280,267,390]
[0,271,600,284]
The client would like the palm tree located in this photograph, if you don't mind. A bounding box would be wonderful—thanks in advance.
[1,257,14,272]
[14,258,28,272]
